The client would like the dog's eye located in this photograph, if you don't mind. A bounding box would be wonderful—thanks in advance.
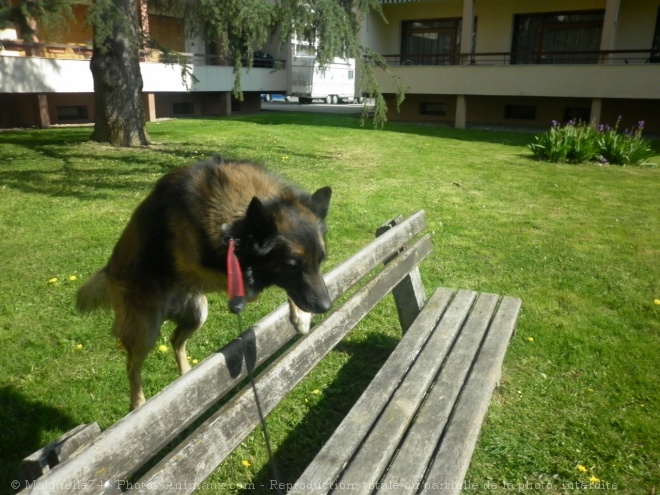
[285,258,302,270]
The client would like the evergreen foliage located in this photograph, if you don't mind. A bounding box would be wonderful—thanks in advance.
[0,0,75,42]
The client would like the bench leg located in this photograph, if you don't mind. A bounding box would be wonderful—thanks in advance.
[376,216,427,332]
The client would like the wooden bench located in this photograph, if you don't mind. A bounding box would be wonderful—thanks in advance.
[19,211,521,495]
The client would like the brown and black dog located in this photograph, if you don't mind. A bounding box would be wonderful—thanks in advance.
[77,157,332,410]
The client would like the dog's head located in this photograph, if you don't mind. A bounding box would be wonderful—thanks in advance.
[239,186,332,315]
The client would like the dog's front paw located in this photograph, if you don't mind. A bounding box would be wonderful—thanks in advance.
[288,299,313,335]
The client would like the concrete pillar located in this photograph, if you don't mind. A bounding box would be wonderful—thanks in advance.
[34,94,50,128]
[455,95,467,129]
[600,0,621,63]
[219,92,232,116]
[460,0,475,64]
[143,93,157,122]
[590,98,603,126]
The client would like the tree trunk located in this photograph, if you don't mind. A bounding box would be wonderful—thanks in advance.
[90,0,150,147]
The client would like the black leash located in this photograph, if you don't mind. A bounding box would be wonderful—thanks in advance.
[227,239,283,494]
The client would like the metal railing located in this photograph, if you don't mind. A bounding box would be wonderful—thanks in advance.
[385,49,660,66]
[0,40,286,68]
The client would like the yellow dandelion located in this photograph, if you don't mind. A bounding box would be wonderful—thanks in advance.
[527,337,534,342]
[192,359,199,365]
[68,275,77,281]
[589,475,600,483]
[187,356,192,361]
[587,388,594,393]
[241,459,251,468]
[75,343,83,350]
[311,389,321,395]
[48,277,58,284]
[577,465,588,473]
[158,344,168,353]
[654,299,660,305]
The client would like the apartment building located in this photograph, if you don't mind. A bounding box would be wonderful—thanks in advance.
[362,0,660,132]
[0,3,288,128]
[1,1,659,132]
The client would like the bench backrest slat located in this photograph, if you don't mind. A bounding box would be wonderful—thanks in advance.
[20,211,427,495]
[133,235,434,494]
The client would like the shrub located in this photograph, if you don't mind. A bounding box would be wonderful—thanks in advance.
[529,117,654,166]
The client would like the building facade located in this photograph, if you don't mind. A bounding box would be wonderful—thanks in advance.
[1,1,659,132]
[0,2,288,128]
[362,0,660,132]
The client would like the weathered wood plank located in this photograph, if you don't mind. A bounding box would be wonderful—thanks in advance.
[421,296,522,495]
[376,293,500,494]
[376,216,427,332]
[333,290,477,494]
[288,287,456,495]
[19,423,101,485]
[130,236,434,495]
[18,211,427,495]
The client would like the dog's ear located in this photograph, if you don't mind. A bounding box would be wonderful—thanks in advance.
[246,196,276,240]
[310,187,332,220]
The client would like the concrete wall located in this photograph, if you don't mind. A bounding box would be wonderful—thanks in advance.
[378,63,660,99]
[0,56,287,94]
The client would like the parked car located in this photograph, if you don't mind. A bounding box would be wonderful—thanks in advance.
[260,93,292,102]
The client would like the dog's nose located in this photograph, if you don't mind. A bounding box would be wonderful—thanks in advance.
[314,293,332,314]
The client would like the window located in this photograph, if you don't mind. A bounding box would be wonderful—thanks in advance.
[173,102,194,115]
[56,106,88,121]
[401,19,462,65]
[511,11,604,64]
[651,7,660,63]
[563,107,590,123]
[504,105,536,120]
[420,102,447,116]
[348,70,354,80]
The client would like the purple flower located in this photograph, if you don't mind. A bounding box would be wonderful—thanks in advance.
[637,120,645,130]
[551,119,559,127]
[598,124,605,132]
[599,156,608,164]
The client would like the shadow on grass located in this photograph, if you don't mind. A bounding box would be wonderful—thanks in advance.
[227,112,536,148]
[0,386,77,495]
[240,332,399,495]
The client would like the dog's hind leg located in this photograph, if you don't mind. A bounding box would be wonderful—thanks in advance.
[113,313,162,411]
[170,294,208,375]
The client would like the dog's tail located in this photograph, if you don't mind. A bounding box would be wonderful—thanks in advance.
[76,268,111,313]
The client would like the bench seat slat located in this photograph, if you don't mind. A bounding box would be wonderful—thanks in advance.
[287,287,456,495]
[19,212,427,495]
[421,296,522,495]
[131,236,434,494]
[376,293,500,494]
[333,290,478,494]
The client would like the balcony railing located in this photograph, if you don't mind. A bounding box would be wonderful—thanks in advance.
[0,40,285,68]
[385,49,660,66]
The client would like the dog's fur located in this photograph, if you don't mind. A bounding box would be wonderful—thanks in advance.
[77,157,332,410]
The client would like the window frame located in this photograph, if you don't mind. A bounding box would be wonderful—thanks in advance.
[511,10,605,65]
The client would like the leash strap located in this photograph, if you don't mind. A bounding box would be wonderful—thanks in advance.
[227,238,247,314]
[237,317,283,495]
[227,241,283,494]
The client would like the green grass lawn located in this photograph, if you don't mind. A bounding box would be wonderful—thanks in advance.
[0,113,658,494]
